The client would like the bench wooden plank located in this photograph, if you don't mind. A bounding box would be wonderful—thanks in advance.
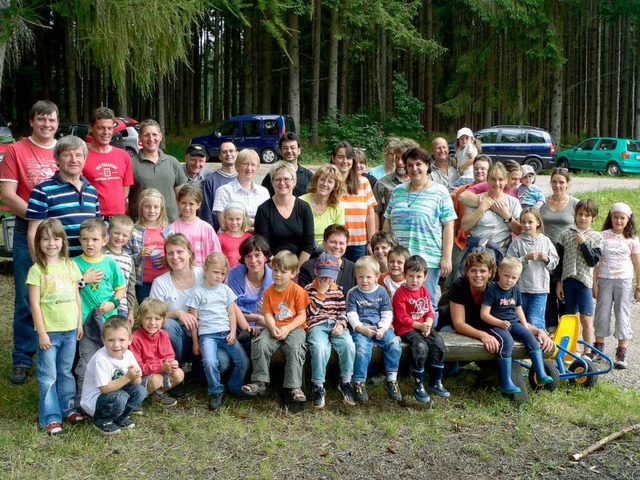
[271,331,544,364]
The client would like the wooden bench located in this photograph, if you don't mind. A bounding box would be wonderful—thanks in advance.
[270,332,543,403]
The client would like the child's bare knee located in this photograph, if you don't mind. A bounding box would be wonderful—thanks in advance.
[169,369,185,386]
[146,374,164,393]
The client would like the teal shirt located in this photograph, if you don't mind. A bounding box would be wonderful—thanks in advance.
[73,254,126,322]
[384,182,457,268]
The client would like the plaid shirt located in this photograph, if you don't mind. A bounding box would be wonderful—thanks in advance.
[557,228,604,288]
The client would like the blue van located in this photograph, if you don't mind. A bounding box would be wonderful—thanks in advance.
[191,114,295,164]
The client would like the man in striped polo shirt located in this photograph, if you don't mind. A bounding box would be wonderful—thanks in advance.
[26,135,101,259]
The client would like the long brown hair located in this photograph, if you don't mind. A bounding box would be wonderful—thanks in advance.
[34,218,70,274]
[331,141,358,195]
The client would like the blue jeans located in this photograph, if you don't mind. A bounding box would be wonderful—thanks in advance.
[307,321,355,384]
[164,318,231,373]
[352,328,402,382]
[135,283,152,304]
[37,330,78,426]
[345,244,367,263]
[488,322,541,358]
[425,268,441,328]
[522,293,547,331]
[12,220,37,368]
[200,332,249,395]
[93,383,147,427]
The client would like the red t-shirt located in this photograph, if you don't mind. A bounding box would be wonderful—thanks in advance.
[142,227,170,283]
[0,137,57,207]
[392,284,435,337]
[218,231,252,268]
[83,147,134,216]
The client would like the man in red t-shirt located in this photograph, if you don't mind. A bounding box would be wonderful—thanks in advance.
[0,100,59,384]
[83,107,134,219]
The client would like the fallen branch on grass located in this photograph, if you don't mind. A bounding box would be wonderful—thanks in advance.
[569,423,640,462]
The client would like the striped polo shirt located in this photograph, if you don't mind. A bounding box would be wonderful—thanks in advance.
[26,172,101,256]
[341,176,377,246]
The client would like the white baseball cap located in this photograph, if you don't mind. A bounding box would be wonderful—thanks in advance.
[457,127,474,139]
[521,165,536,177]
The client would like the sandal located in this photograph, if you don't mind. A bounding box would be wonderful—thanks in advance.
[290,387,306,403]
[241,381,267,396]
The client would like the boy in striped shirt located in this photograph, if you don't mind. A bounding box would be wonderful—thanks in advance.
[304,253,356,409]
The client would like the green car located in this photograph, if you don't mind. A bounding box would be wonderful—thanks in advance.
[554,137,640,176]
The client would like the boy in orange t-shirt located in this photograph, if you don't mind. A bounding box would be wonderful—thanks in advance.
[241,250,310,404]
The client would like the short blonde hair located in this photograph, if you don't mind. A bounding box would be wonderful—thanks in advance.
[221,203,250,233]
[355,255,381,277]
[269,160,297,183]
[236,148,259,167]
[108,214,134,232]
[204,252,230,274]
[499,256,522,274]
[271,250,298,273]
[137,298,168,326]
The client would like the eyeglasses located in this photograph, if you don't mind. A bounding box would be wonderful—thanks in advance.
[273,177,294,184]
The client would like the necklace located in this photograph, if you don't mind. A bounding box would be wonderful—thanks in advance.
[407,181,429,207]
[172,271,195,289]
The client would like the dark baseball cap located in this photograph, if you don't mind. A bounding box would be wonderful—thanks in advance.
[186,144,209,160]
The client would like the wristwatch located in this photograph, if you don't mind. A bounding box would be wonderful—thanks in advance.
[78,280,86,289]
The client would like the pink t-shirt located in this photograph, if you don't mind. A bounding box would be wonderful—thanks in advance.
[83,147,134,216]
[142,227,170,283]
[170,217,221,267]
[218,231,252,267]
[598,229,640,279]
[0,137,57,207]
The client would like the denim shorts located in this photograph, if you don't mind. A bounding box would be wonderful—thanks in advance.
[141,372,171,389]
[563,277,594,316]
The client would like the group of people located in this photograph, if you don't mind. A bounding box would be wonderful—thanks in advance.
[3,101,637,436]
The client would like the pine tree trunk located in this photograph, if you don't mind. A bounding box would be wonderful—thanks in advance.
[158,77,166,148]
[288,13,301,132]
[310,0,322,146]
[242,25,253,114]
[327,8,338,118]
[261,26,272,113]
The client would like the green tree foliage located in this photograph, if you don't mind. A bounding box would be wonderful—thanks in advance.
[319,113,386,161]
[385,72,425,139]
[54,0,207,97]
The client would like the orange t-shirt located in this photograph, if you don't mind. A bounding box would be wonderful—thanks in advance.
[262,281,311,329]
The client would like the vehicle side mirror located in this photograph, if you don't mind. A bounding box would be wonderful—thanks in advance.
[214,131,221,138]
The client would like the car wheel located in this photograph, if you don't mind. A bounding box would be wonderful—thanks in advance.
[125,147,136,158]
[260,148,277,164]
[606,162,621,177]
[524,158,543,174]
[556,157,569,170]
